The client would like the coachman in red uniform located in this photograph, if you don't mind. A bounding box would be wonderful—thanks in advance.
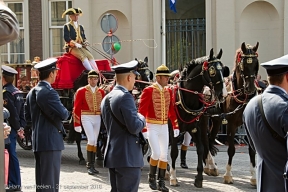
[73,70,105,175]
[139,64,179,192]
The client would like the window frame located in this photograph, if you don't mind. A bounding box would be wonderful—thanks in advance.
[48,0,72,57]
[1,0,29,64]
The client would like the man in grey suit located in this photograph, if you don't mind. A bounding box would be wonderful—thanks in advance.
[243,54,288,192]
[101,60,146,192]
[25,58,69,192]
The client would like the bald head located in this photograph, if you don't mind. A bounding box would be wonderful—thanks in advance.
[115,72,136,91]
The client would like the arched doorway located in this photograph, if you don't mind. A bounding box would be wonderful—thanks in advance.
[239,1,282,77]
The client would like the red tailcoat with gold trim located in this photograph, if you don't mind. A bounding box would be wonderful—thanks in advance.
[73,85,105,127]
[138,83,178,132]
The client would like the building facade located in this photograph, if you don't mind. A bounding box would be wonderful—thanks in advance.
[1,0,288,78]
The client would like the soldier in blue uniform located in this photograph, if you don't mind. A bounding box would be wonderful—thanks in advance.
[62,8,98,71]
[101,60,146,192]
[2,65,25,192]
[243,54,288,192]
[25,58,69,192]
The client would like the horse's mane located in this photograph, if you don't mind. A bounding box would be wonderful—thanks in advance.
[233,48,242,72]
[184,56,208,71]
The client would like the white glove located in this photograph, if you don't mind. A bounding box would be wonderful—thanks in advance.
[174,129,180,138]
[83,41,89,46]
[142,131,148,139]
[75,43,82,48]
[75,126,82,133]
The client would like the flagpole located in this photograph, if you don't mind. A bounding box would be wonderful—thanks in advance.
[161,0,166,65]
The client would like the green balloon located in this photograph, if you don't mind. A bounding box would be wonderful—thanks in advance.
[113,42,121,51]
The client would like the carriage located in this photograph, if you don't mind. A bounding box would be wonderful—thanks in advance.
[16,53,115,151]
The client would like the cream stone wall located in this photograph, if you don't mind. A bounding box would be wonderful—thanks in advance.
[41,0,288,78]
[207,0,287,79]
[74,0,157,70]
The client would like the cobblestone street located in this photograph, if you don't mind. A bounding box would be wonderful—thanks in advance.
[18,142,257,192]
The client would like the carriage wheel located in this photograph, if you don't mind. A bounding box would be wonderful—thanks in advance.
[17,126,32,150]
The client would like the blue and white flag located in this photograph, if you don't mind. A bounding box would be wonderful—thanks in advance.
[169,0,177,13]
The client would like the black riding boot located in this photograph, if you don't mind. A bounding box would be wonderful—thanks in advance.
[180,149,189,169]
[91,152,99,174]
[86,151,95,175]
[158,168,169,192]
[148,165,157,190]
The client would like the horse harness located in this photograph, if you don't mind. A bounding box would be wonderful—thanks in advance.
[172,59,223,124]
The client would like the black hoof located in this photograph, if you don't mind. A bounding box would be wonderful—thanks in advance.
[194,178,203,188]
[79,159,86,165]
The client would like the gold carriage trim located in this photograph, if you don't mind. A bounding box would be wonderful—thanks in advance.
[81,111,101,115]
[146,119,167,124]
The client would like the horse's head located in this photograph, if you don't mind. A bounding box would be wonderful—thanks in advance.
[201,48,230,102]
[235,42,259,94]
[180,48,229,103]
[134,57,153,91]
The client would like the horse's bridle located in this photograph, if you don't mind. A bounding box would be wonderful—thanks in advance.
[230,51,258,103]
[201,59,225,90]
[173,60,225,123]
[237,51,258,84]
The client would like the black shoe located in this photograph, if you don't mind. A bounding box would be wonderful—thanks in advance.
[92,167,99,174]
[158,178,169,192]
[148,174,157,190]
[180,149,189,169]
[180,160,188,169]
[87,167,95,175]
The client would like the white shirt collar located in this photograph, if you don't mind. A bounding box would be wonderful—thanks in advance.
[89,85,97,93]
[156,81,163,91]
[73,21,78,28]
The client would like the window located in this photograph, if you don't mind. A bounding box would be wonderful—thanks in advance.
[1,2,25,64]
[49,0,72,57]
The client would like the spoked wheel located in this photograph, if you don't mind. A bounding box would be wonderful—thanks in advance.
[17,126,32,150]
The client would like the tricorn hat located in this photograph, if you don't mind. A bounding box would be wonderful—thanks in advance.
[62,8,83,18]
[156,64,170,76]
[88,70,99,78]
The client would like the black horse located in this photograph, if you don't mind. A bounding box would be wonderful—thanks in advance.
[205,42,259,186]
[169,48,230,188]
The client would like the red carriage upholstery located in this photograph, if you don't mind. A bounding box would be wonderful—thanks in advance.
[52,53,111,89]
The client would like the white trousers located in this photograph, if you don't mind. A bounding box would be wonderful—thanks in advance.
[182,132,192,147]
[147,123,169,162]
[81,115,101,146]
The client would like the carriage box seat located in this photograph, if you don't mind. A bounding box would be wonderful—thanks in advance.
[52,53,111,89]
